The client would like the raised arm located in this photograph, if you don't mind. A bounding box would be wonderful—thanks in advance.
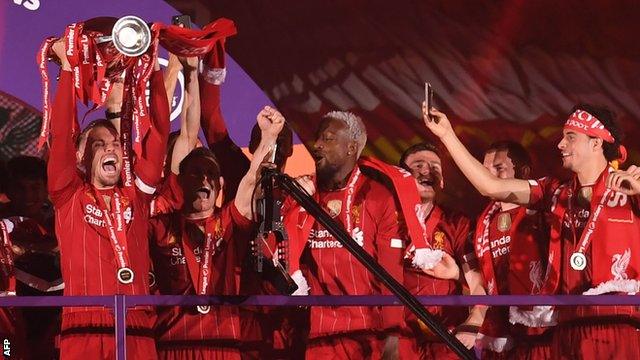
[104,81,123,133]
[423,104,532,205]
[164,52,182,108]
[199,71,251,204]
[134,61,171,190]
[47,41,81,200]
[170,55,200,175]
[233,106,284,219]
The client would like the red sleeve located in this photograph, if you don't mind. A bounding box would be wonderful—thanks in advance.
[198,77,250,204]
[225,201,254,233]
[451,215,476,269]
[528,176,561,211]
[199,78,228,143]
[221,202,255,264]
[150,173,183,217]
[372,188,405,331]
[134,69,170,194]
[47,70,82,206]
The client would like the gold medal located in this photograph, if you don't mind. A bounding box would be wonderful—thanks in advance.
[326,200,342,218]
[497,213,512,232]
[578,186,593,204]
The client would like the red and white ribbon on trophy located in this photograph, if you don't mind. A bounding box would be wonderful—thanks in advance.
[37,15,237,184]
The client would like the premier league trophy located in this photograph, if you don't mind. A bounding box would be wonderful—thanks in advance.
[37,14,237,155]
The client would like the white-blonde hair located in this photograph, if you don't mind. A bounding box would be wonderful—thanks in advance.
[323,111,367,156]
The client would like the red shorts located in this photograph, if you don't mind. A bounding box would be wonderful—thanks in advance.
[510,330,553,360]
[552,319,640,360]
[59,310,156,360]
[306,332,382,360]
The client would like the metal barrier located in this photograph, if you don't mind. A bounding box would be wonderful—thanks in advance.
[2,294,640,359]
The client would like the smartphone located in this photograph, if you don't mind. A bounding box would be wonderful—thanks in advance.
[171,15,192,29]
[424,82,437,123]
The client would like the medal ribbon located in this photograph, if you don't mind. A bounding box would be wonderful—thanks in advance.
[568,170,614,258]
[37,23,116,150]
[181,217,219,297]
[93,189,132,276]
[544,168,614,293]
[343,168,362,234]
[475,202,528,295]
[119,28,160,187]
[286,167,362,273]
[0,220,16,295]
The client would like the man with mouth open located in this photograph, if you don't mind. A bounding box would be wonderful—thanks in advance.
[282,111,406,359]
[149,103,285,359]
[397,142,487,359]
[47,41,170,359]
[422,102,640,359]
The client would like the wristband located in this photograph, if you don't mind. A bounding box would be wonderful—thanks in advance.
[105,110,121,120]
[454,324,480,334]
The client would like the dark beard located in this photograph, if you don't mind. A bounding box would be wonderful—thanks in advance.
[316,162,341,188]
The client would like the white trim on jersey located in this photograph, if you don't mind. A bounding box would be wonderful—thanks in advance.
[135,177,156,195]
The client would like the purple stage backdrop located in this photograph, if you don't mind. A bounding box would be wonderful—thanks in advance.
[0,0,280,147]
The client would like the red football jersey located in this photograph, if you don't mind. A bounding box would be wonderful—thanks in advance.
[47,70,169,314]
[403,206,473,331]
[150,173,183,217]
[477,205,549,343]
[149,203,253,344]
[300,174,405,338]
[529,176,639,321]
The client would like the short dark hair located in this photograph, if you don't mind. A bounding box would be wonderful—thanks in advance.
[571,104,624,162]
[6,156,47,184]
[486,140,532,179]
[179,147,221,183]
[399,142,440,170]
[75,119,119,149]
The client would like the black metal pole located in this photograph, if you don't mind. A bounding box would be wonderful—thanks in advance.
[270,170,476,360]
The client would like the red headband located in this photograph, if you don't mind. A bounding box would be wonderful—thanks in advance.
[564,110,615,143]
[564,110,627,164]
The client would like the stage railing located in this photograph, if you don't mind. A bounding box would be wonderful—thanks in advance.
[2,294,640,359]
